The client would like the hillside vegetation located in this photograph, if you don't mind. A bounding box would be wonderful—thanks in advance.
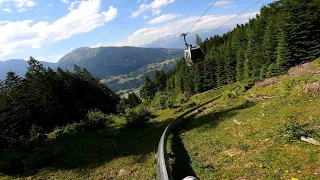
[1,0,320,179]
[172,59,320,180]
[156,0,320,99]
[1,59,319,180]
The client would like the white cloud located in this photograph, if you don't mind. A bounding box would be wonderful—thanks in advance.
[116,12,257,47]
[0,0,36,12]
[48,3,52,7]
[131,0,175,18]
[136,0,146,4]
[211,0,234,8]
[44,16,50,19]
[61,0,69,4]
[35,54,65,63]
[18,8,27,12]
[2,8,12,13]
[0,20,10,24]
[0,0,118,59]
[68,1,80,11]
[148,13,180,24]
[143,16,148,19]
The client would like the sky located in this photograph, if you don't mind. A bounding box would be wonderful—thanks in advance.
[0,0,275,63]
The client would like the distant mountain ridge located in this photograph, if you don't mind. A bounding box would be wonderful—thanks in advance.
[0,59,56,79]
[0,47,182,81]
[57,46,182,79]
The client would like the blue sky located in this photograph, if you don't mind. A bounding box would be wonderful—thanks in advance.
[0,0,274,62]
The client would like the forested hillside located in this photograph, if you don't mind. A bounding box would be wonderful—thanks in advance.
[140,0,320,99]
[0,57,119,149]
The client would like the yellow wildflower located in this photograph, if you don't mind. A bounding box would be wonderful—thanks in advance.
[285,170,289,173]
[292,178,299,180]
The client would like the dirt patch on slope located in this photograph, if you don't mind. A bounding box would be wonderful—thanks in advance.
[253,77,277,88]
[288,61,320,77]
[303,81,320,93]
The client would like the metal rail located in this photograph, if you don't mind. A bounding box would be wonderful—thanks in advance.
[157,85,240,180]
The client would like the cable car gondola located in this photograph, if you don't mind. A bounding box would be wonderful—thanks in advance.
[181,33,205,66]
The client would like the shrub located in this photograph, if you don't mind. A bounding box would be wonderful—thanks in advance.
[152,92,168,110]
[278,121,316,143]
[62,123,80,134]
[80,110,112,132]
[47,110,111,139]
[124,106,152,129]
[176,93,187,105]
[165,95,175,108]
[29,124,43,142]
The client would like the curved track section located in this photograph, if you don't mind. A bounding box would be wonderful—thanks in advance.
[157,85,240,180]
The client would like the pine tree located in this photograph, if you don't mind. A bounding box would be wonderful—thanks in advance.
[195,34,202,46]
[276,30,289,74]
[244,22,254,82]
[194,64,204,93]
[140,75,155,100]
[128,92,141,108]
[154,70,166,92]
[203,55,217,91]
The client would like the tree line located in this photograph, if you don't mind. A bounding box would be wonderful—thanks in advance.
[0,58,119,149]
[141,0,320,99]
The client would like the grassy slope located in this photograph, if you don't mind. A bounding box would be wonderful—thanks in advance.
[1,60,319,180]
[176,59,320,180]
[0,87,231,180]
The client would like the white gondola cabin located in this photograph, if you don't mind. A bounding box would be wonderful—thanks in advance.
[182,33,205,66]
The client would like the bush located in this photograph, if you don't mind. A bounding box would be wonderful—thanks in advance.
[79,110,112,132]
[152,92,168,110]
[165,95,175,108]
[47,110,111,138]
[29,124,43,142]
[124,106,152,129]
[278,121,316,143]
[176,93,187,105]
[62,123,80,134]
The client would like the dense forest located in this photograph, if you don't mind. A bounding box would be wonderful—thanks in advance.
[0,58,119,149]
[141,0,320,99]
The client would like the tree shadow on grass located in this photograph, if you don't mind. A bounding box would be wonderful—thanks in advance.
[181,100,257,132]
[170,130,198,180]
[169,100,256,179]
[0,117,174,176]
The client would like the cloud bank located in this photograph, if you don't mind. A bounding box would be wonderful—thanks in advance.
[0,0,118,59]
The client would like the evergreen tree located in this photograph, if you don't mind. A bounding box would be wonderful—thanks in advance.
[194,64,204,93]
[276,30,289,74]
[195,34,202,46]
[128,92,141,108]
[140,75,155,99]
[154,70,166,91]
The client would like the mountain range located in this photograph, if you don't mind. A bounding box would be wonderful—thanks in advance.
[0,47,182,84]
[0,59,56,79]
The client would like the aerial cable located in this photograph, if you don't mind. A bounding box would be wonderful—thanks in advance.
[211,0,263,35]
[185,0,218,36]
[131,0,265,95]
[149,0,219,85]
